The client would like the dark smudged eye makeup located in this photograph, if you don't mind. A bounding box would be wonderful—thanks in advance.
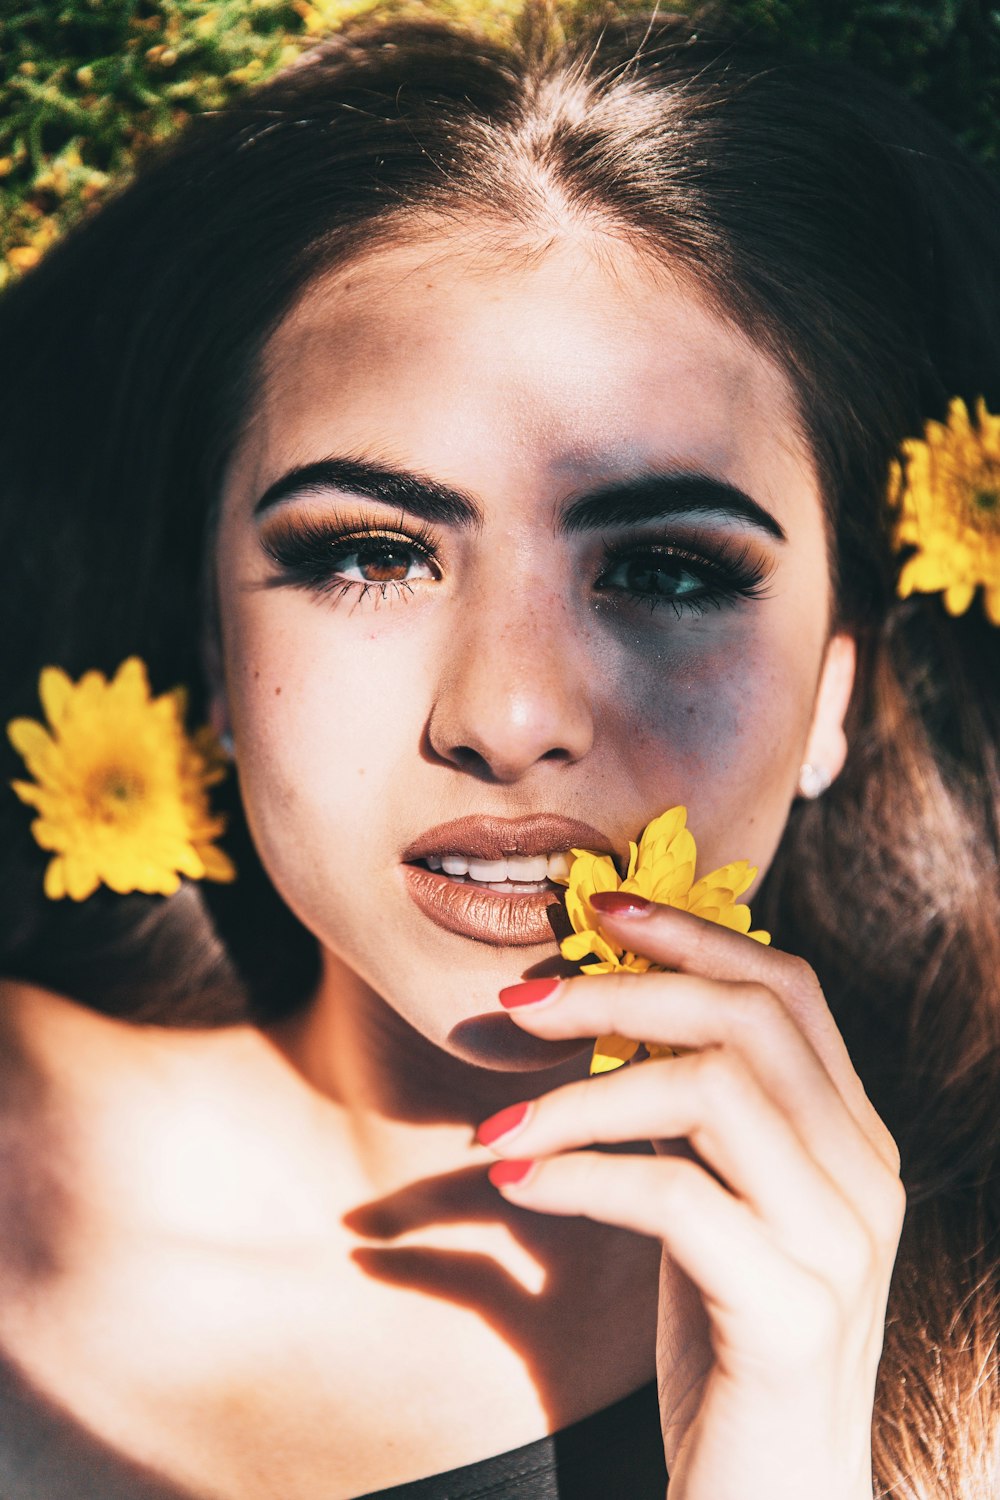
[258,509,774,617]
[260,512,440,607]
[594,534,772,617]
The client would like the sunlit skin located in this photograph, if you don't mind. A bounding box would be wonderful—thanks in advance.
[0,225,901,1500]
[215,229,853,1106]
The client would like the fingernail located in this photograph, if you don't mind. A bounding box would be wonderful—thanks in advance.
[498,978,562,1009]
[488,1158,535,1188]
[476,1100,531,1146]
[588,891,654,917]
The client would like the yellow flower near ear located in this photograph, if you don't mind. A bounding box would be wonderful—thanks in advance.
[891,396,1000,624]
[551,806,770,1074]
[7,658,236,900]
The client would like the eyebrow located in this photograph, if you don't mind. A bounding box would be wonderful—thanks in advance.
[252,456,787,542]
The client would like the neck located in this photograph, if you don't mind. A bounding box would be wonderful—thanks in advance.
[263,949,592,1197]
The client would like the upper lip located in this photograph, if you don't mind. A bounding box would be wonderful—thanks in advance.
[402,813,619,864]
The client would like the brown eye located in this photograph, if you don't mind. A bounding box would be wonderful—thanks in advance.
[352,543,420,582]
[259,515,441,602]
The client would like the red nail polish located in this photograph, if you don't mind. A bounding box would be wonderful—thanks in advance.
[476,1100,530,1146]
[498,978,562,1009]
[488,1158,535,1188]
[588,891,653,917]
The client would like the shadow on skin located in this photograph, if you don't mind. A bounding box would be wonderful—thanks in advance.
[0,1353,200,1500]
[344,1156,660,1431]
[0,1010,198,1498]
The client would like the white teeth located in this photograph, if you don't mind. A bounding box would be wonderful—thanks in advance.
[505,855,549,882]
[424,850,576,882]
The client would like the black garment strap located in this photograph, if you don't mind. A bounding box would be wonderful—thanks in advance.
[353,1379,667,1499]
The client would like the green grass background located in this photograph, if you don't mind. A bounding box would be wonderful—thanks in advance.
[1,0,997,288]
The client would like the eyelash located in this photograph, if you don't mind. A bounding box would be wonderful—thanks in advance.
[261,513,440,608]
[595,535,772,617]
[259,513,773,617]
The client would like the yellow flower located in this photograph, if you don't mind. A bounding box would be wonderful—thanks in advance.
[890,396,1000,624]
[7,658,236,901]
[551,806,770,1074]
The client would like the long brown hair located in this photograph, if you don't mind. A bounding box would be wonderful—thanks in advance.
[1,8,998,1491]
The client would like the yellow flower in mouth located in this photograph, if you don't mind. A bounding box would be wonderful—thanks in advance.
[891,396,1000,624]
[7,658,236,901]
[550,806,770,1074]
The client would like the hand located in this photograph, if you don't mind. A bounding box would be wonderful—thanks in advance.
[477,898,905,1500]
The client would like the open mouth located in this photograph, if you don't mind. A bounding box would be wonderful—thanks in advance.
[401,854,573,946]
[400,814,614,947]
[409,851,572,895]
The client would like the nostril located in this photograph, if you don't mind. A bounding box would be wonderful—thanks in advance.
[452,745,493,774]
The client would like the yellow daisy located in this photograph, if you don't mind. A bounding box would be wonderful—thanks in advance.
[890,396,1000,624]
[551,806,770,1074]
[7,658,236,900]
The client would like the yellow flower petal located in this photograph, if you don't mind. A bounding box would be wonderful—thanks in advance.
[711,903,753,935]
[10,778,44,808]
[29,818,65,851]
[64,855,100,902]
[635,805,687,856]
[7,718,58,780]
[689,860,757,904]
[561,929,621,967]
[944,581,975,615]
[112,656,151,703]
[196,843,237,882]
[590,1035,639,1074]
[43,857,67,900]
[38,666,75,732]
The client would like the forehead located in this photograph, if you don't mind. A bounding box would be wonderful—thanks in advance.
[233,227,818,533]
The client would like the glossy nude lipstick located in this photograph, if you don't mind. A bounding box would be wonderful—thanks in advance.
[401,813,617,947]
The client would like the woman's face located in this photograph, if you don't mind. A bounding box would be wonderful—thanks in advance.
[214,228,853,1068]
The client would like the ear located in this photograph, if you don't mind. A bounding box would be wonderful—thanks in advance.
[802,631,856,785]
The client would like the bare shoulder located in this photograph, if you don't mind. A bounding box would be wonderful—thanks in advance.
[0,983,192,1497]
[0,1351,199,1500]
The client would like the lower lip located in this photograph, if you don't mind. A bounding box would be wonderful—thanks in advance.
[402,864,564,946]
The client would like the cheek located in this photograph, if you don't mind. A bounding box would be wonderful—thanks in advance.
[218,597,432,912]
[597,615,820,873]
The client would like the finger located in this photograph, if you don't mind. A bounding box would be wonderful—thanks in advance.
[592,898,854,1083]
[489,1149,832,1360]
[477,1052,898,1278]
[561,899,895,1171]
[500,969,903,1193]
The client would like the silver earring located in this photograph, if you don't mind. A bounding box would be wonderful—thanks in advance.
[797,762,831,799]
[218,729,236,759]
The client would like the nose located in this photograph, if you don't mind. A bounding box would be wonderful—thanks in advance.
[426,585,595,783]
